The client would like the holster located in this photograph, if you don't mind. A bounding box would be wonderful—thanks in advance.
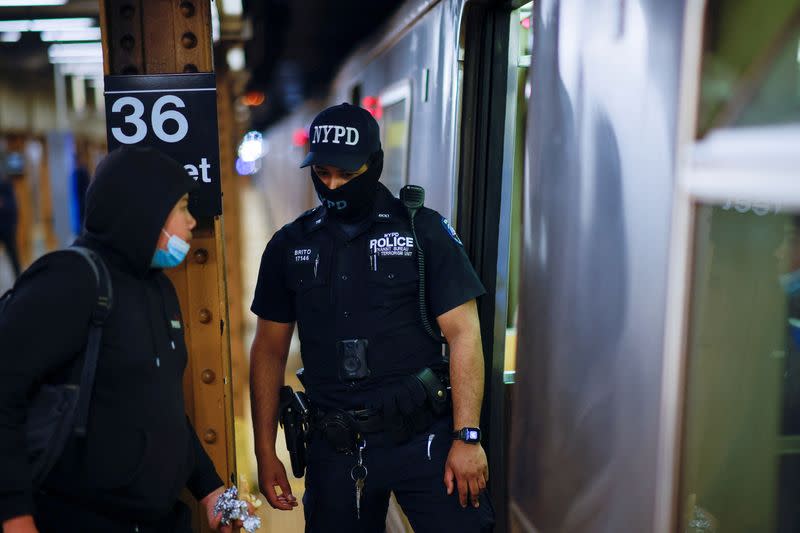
[414,366,450,416]
[278,386,309,478]
[382,366,451,444]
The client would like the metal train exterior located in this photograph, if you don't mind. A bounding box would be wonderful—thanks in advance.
[254,0,800,531]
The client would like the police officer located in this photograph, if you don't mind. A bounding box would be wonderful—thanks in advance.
[250,103,494,532]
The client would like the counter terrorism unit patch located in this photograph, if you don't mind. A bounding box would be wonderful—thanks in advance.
[441,217,463,246]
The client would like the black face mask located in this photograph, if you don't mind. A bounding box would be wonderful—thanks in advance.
[311,150,383,222]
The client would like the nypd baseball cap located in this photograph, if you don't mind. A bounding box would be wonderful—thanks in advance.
[300,103,381,172]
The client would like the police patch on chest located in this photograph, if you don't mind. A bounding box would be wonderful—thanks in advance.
[369,232,415,257]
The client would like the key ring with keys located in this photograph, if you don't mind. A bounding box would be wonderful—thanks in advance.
[351,438,368,480]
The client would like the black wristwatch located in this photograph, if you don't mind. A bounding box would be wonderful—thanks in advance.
[452,427,481,444]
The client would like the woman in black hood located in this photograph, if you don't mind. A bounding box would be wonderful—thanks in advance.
[0,146,238,533]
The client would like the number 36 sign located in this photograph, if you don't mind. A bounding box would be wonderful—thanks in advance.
[104,73,222,216]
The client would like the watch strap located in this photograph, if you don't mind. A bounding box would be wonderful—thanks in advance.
[452,427,481,443]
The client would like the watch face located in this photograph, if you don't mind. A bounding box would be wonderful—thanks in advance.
[468,429,479,441]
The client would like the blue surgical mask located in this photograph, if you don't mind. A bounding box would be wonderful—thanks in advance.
[151,230,190,269]
[779,269,800,297]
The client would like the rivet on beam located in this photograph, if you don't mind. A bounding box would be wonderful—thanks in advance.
[199,308,212,324]
[181,32,198,49]
[203,429,218,444]
[193,248,208,264]
[120,4,135,19]
[201,369,216,384]
[183,64,199,73]
[179,1,196,18]
[120,34,135,51]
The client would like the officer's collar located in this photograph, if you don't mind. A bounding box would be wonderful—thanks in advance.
[370,183,399,223]
[302,183,398,233]
[302,206,327,233]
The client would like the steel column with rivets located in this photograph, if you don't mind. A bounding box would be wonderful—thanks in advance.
[98,2,236,531]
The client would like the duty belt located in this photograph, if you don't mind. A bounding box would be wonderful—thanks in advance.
[309,366,451,452]
[312,407,384,434]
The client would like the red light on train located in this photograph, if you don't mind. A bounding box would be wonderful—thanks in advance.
[241,91,266,107]
[521,16,531,29]
[292,128,309,147]
[361,96,383,120]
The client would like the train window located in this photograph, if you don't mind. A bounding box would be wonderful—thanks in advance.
[377,80,411,195]
[697,1,800,135]
[665,3,800,531]
[517,2,533,63]
[499,1,533,383]
[678,206,800,533]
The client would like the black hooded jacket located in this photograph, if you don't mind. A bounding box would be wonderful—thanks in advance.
[0,146,222,523]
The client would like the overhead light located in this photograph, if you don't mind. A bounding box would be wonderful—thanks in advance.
[50,56,101,64]
[48,42,102,64]
[292,129,309,147]
[226,46,245,71]
[219,0,243,16]
[0,20,30,32]
[48,42,102,56]
[0,0,67,5]
[59,62,103,76]
[0,18,95,32]
[361,96,383,120]
[41,28,101,42]
[235,157,259,176]
[241,91,265,107]
[30,18,94,31]
[0,31,20,42]
[238,131,263,162]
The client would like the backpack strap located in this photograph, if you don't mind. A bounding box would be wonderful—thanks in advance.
[61,246,113,437]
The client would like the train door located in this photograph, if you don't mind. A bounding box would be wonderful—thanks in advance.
[658,1,800,531]
[455,2,532,531]
[495,2,532,392]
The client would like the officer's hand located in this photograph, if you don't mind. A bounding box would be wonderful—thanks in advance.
[2,515,40,533]
[257,454,298,511]
[444,441,489,509]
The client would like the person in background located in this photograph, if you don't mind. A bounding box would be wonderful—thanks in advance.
[71,150,91,233]
[0,155,20,279]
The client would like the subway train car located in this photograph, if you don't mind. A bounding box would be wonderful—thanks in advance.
[253,0,800,531]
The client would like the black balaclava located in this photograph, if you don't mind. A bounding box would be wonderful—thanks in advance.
[310,149,384,222]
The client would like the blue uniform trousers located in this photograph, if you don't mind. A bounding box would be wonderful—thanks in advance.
[303,417,495,532]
